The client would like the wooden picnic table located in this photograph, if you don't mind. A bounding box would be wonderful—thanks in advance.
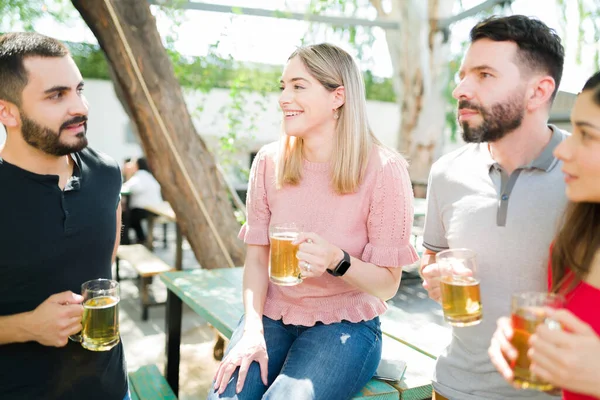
[142,201,184,271]
[160,267,448,399]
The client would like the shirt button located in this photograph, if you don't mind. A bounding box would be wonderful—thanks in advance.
[501,194,509,201]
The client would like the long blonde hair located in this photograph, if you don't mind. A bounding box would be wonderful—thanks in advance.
[276,43,380,194]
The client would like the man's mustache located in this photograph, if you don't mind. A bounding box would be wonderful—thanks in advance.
[60,115,88,132]
[458,100,483,113]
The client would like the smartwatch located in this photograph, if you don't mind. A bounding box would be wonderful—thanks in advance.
[327,249,351,277]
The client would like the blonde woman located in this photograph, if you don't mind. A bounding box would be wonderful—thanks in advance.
[208,43,418,400]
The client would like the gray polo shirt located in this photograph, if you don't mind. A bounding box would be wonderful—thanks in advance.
[423,126,568,400]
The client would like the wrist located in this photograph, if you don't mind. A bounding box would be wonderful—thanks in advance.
[16,312,36,343]
[329,248,345,271]
[328,249,352,277]
[243,316,264,335]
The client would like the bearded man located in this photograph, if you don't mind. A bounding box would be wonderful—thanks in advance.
[419,15,568,400]
[0,32,128,400]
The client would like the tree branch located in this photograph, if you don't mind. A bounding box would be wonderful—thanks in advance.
[369,0,387,17]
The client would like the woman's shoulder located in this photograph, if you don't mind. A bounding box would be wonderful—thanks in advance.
[254,141,280,164]
[368,144,409,172]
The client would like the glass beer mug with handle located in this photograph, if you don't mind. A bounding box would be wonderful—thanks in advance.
[510,292,564,391]
[69,279,120,351]
[436,248,483,327]
[269,222,302,286]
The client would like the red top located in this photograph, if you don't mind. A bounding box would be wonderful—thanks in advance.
[547,255,600,400]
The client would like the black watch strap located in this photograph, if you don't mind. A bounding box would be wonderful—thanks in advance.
[327,250,351,277]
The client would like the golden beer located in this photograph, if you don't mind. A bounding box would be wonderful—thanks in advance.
[436,248,481,327]
[70,279,120,351]
[510,293,564,391]
[440,276,482,327]
[269,233,301,286]
[81,295,120,351]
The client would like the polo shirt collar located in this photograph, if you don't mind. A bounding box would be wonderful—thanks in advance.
[478,124,563,173]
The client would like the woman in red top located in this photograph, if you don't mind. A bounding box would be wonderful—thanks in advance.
[488,71,600,399]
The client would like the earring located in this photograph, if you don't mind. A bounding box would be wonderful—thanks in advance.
[333,111,339,120]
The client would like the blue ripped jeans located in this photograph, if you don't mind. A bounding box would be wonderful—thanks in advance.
[207,315,382,400]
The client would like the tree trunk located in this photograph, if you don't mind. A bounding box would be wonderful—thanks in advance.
[375,0,453,196]
[71,0,245,269]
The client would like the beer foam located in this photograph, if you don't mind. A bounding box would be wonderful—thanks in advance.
[84,295,120,309]
[270,232,298,241]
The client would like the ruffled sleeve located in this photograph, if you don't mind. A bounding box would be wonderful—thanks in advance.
[238,147,271,245]
[362,155,419,267]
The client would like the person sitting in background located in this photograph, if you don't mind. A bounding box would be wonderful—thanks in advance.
[121,157,162,245]
[122,157,133,182]
[489,70,600,400]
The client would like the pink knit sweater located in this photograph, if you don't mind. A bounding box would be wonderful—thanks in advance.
[239,142,419,326]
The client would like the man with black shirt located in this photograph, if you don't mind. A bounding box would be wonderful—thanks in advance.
[0,32,128,399]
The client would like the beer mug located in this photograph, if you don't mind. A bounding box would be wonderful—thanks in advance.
[510,292,564,391]
[269,223,302,286]
[436,248,482,327]
[70,279,120,351]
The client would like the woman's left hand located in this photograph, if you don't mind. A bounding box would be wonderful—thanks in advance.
[529,309,600,398]
[293,232,343,279]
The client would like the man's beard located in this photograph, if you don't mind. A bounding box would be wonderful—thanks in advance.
[20,112,88,156]
[459,89,525,143]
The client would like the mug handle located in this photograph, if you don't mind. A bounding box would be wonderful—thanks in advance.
[69,332,82,343]
[67,298,84,343]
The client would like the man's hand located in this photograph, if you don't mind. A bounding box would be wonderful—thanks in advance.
[422,262,442,303]
[25,291,84,347]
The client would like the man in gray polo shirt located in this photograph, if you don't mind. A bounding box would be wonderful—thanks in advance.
[421,16,568,400]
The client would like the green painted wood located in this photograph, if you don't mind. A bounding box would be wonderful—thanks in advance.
[397,384,432,400]
[161,270,243,339]
[381,335,436,400]
[353,379,399,399]
[129,364,177,400]
[128,378,141,400]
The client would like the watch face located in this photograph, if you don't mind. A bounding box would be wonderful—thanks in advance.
[328,250,351,277]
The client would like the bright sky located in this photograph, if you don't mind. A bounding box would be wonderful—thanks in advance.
[8,0,599,94]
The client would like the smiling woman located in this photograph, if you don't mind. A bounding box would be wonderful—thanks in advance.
[208,43,419,400]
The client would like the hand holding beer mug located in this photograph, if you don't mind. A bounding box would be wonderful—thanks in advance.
[70,279,120,351]
[436,248,482,327]
[510,292,564,391]
[269,223,302,286]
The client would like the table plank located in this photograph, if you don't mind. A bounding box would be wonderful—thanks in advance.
[143,201,176,222]
[161,270,242,338]
[380,307,450,360]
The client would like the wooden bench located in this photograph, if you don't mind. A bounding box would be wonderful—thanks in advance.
[161,268,444,400]
[128,364,177,400]
[116,244,175,320]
